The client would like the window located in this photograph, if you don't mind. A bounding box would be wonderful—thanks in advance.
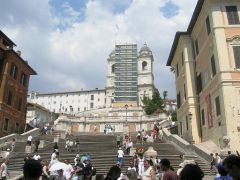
[211,55,216,76]
[176,63,179,77]
[233,46,240,68]
[196,73,202,94]
[10,63,18,79]
[20,73,28,86]
[17,98,22,111]
[91,95,94,100]
[7,91,13,106]
[215,96,221,116]
[180,122,183,136]
[181,52,184,65]
[142,61,147,70]
[3,118,9,131]
[112,64,115,73]
[195,39,199,55]
[183,84,186,100]
[226,6,240,25]
[90,103,94,109]
[185,116,189,131]
[206,16,211,35]
[201,109,205,126]
[15,123,20,133]
[177,92,181,108]
[0,51,4,73]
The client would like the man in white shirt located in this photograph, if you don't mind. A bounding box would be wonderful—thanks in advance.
[27,135,32,146]
[117,147,124,166]
[0,159,9,180]
[64,160,74,180]
[4,149,10,161]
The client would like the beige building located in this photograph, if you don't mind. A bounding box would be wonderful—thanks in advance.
[167,0,240,150]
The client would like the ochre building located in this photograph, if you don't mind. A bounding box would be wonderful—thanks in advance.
[0,30,36,136]
[167,0,240,150]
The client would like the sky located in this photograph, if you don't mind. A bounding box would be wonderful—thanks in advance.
[0,0,198,99]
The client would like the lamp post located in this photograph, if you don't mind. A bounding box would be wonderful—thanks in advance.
[124,104,129,137]
[125,104,128,125]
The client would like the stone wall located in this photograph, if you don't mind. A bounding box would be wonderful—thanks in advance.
[0,128,40,146]
[162,128,213,163]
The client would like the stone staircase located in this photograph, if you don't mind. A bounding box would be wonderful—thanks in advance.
[6,133,214,178]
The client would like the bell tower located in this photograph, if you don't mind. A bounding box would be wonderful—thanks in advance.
[137,43,154,106]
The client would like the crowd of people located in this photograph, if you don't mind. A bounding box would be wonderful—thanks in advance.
[17,150,96,180]
[108,152,240,180]
[1,121,240,180]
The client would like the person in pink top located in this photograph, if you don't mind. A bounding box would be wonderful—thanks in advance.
[160,158,178,180]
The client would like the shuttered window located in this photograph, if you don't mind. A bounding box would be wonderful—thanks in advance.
[211,55,216,76]
[233,46,240,68]
[196,73,202,94]
[176,63,179,77]
[215,96,221,116]
[195,39,199,55]
[206,16,211,35]
[226,6,240,25]
[201,109,205,126]
[177,92,181,108]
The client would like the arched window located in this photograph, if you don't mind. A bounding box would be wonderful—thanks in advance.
[112,64,115,73]
[142,61,147,70]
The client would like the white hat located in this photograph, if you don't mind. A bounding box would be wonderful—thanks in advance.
[7,148,10,151]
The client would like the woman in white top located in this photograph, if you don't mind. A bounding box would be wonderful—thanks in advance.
[138,155,145,176]
[142,159,157,180]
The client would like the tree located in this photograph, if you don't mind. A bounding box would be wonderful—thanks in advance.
[142,88,164,115]
[171,111,177,122]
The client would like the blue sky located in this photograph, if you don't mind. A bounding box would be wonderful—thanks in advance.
[0,0,198,98]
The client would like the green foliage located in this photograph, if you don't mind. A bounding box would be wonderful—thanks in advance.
[142,88,164,115]
[171,111,177,122]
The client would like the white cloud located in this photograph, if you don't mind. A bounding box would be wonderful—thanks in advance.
[0,0,198,98]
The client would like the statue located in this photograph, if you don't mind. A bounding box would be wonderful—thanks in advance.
[220,136,231,156]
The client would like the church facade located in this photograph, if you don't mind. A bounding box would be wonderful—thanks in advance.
[28,43,154,115]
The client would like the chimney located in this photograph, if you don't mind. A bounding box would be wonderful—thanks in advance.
[16,50,21,56]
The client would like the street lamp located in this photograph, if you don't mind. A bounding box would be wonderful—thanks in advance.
[125,104,128,125]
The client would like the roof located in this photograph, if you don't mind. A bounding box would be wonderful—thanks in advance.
[166,31,188,66]
[166,0,205,66]
[139,43,151,52]
[33,88,106,96]
[27,102,50,112]
[0,30,16,46]
[6,49,37,75]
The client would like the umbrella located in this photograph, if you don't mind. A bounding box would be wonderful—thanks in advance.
[49,162,68,171]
